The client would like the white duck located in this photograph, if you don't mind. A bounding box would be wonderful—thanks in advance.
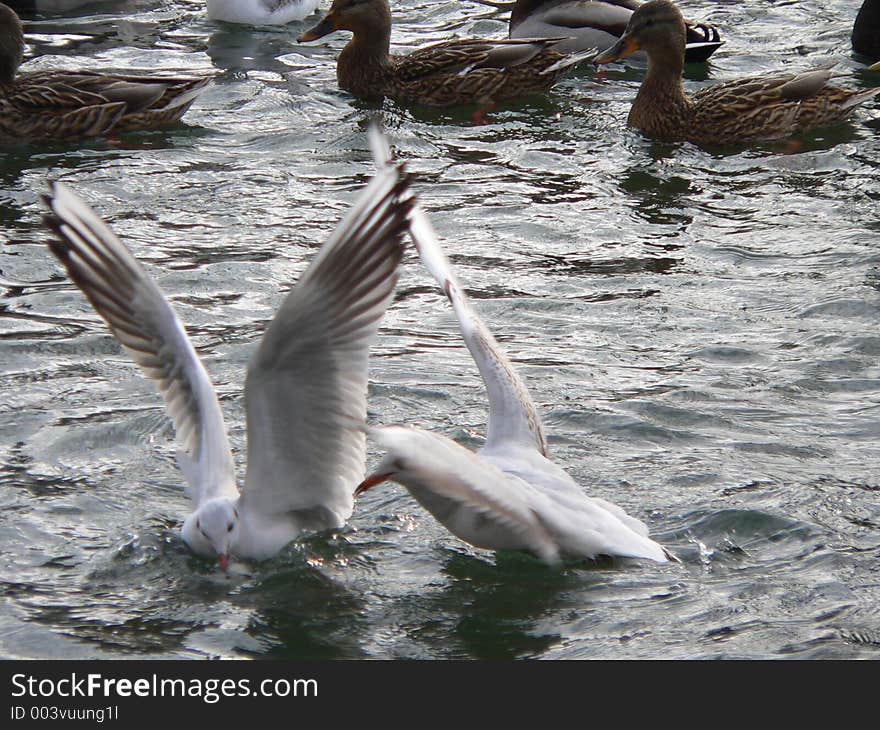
[356,130,676,566]
[206,0,319,26]
[42,155,413,570]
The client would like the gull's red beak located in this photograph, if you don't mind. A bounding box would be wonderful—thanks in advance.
[217,553,230,572]
[355,472,393,497]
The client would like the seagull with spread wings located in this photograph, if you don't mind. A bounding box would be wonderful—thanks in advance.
[42,154,414,570]
[357,130,675,565]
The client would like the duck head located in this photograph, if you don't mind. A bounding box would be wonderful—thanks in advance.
[0,3,24,85]
[594,0,687,65]
[298,0,391,43]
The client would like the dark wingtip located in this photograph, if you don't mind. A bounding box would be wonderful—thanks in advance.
[663,546,681,563]
[683,41,725,63]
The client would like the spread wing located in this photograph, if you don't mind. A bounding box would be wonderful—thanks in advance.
[369,127,548,457]
[42,182,236,505]
[241,158,414,526]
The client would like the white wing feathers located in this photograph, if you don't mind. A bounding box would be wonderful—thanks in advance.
[405,199,548,457]
[241,162,414,525]
[42,182,236,505]
[368,124,548,456]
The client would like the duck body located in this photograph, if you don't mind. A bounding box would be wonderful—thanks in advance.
[341,37,587,106]
[0,3,210,142]
[508,0,722,61]
[206,0,319,26]
[299,0,596,107]
[683,67,880,145]
[1,69,211,142]
[595,0,880,145]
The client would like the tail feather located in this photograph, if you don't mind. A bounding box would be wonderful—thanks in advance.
[540,46,598,75]
[840,86,880,112]
[161,77,212,111]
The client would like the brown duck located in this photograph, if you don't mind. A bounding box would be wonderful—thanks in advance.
[0,2,211,143]
[298,0,597,107]
[594,0,880,145]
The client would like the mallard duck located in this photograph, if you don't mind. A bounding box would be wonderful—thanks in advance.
[206,0,319,25]
[507,0,722,61]
[297,0,597,107]
[0,3,211,142]
[853,0,880,61]
[594,0,880,145]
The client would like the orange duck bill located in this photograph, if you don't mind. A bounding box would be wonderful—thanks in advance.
[298,14,339,42]
[594,33,641,65]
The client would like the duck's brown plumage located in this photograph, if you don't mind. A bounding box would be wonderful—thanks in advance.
[595,0,880,145]
[0,2,210,142]
[298,0,596,107]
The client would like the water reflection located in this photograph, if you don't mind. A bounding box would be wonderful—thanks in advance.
[239,550,369,659]
[207,25,304,74]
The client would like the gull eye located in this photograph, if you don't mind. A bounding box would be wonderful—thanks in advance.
[227,523,234,533]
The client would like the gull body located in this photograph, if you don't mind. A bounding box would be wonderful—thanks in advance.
[206,0,319,25]
[42,156,414,569]
[358,131,674,565]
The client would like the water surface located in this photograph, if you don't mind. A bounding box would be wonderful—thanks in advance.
[1,0,879,659]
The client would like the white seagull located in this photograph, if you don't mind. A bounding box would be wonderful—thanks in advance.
[356,131,675,565]
[42,158,414,570]
[206,0,320,26]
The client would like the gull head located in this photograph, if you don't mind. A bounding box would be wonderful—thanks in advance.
[355,426,442,498]
[182,498,240,571]
[354,452,403,497]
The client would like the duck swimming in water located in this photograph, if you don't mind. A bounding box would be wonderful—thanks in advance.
[0,2,210,142]
[594,0,880,145]
[298,0,598,107]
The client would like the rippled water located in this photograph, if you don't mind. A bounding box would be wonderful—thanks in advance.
[1,0,879,659]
